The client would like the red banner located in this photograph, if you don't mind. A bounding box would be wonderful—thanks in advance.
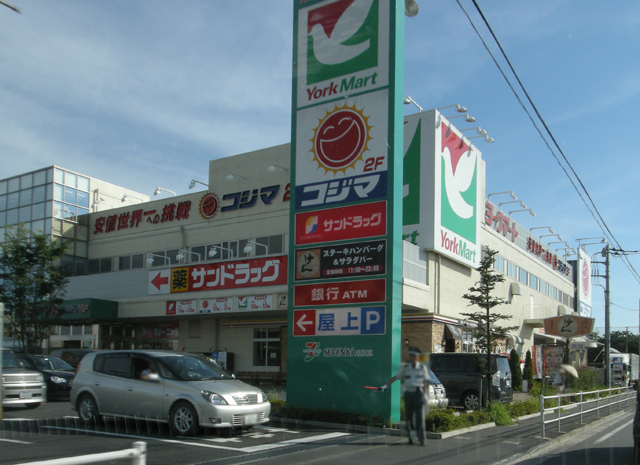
[295,201,386,246]
[294,278,386,307]
[170,256,287,293]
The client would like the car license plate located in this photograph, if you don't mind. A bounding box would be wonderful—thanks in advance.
[243,414,258,425]
[506,380,511,386]
[19,390,33,399]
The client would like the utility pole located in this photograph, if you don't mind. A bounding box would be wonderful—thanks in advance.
[592,245,611,386]
[604,245,611,387]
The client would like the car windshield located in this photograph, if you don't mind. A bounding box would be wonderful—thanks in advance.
[32,356,74,371]
[160,355,233,381]
[2,350,23,369]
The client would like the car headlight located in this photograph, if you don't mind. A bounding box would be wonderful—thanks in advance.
[1,376,5,383]
[260,391,269,403]
[492,371,501,387]
[50,376,67,384]
[201,391,228,405]
[37,375,44,383]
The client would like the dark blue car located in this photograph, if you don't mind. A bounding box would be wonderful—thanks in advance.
[16,355,75,400]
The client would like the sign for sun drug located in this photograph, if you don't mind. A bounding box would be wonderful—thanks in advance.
[289,0,404,423]
[403,111,482,268]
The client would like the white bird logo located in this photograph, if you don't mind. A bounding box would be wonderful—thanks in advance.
[308,0,373,66]
[442,147,477,219]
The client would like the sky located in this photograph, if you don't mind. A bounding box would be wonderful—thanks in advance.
[1,0,639,333]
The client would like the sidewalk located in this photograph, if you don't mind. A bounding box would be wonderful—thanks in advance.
[268,392,636,465]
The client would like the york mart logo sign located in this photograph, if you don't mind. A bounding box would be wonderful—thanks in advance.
[296,0,389,106]
[305,0,378,85]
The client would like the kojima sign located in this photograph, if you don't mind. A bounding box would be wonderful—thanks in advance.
[403,111,482,268]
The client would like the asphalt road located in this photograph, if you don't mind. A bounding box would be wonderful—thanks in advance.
[0,399,636,465]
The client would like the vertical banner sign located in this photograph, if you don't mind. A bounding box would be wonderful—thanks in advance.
[289,0,404,422]
[402,112,482,268]
[576,248,592,317]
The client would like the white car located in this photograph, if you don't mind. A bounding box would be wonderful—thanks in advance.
[70,350,270,435]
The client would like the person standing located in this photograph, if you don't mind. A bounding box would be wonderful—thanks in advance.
[380,346,430,445]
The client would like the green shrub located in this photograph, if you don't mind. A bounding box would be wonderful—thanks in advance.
[425,408,492,432]
[489,401,513,426]
[509,349,523,391]
[523,350,534,387]
[505,398,539,417]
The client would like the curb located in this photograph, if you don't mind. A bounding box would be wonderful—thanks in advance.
[499,408,631,465]
[269,416,498,439]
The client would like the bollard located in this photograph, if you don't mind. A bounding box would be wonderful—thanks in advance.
[132,441,147,465]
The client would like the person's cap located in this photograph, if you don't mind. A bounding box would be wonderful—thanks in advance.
[408,346,421,356]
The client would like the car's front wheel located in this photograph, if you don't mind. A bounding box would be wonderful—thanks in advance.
[77,393,101,423]
[170,401,200,436]
[462,391,481,410]
[24,402,41,409]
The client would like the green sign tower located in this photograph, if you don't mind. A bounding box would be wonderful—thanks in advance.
[288,0,404,422]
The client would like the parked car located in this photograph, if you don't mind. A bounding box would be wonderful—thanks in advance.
[49,349,94,368]
[1,349,47,408]
[430,353,513,409]
[427,370,449,409]
[15,355,75,400]
[70,350,270,435]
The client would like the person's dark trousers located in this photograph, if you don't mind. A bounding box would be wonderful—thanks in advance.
[404,389,426,444]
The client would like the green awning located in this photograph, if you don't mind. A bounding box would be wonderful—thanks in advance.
[58,298,118,321]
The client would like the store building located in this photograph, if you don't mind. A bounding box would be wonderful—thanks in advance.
[4,111,581,373]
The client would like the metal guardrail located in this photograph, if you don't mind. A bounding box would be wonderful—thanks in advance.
[14,441,146,465]
[539,386,635,438]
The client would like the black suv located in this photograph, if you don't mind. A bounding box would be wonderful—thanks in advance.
[430,353,513,409]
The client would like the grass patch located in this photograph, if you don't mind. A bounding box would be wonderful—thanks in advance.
[489,402,514,426]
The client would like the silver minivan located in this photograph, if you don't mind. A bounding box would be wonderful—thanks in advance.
[70,350,270,435]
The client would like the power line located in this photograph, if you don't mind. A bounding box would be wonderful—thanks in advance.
[455,0,640,284]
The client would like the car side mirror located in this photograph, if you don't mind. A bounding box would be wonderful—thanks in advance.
[633,381,638,391]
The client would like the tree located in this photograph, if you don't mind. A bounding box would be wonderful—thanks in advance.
[523,350,534,388]
[0,225,69,354]
[509,348,523,391]
[597,330,639,355]
[461,247,518,401]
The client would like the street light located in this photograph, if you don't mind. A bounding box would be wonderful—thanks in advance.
[530,226,554,235]
[154,186,176,197]
[509,208,536,217]
[437,104,467,113]
[146,254,170,266]
[121,193,144,203]
[539,234,563,242]
[208,245,234,258]
[244,240,269,255]
[268,163,288,172]
[176,249,201,262]
[576,237,606,249]
[488,191,516,201]
[226,171,247,181]
[498,200,525,211]
[189,179,209,189]
[548,241,570,250]
[405,0,419,17]
[404,96,423,112]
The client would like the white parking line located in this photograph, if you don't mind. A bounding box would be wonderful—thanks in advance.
[239,432,351,453]
[0,438,33,444]
[40,426,350,454]
[593,419,633,445]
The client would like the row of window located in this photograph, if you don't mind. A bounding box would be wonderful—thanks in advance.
[494,254,574,308]
[88,234,286,275]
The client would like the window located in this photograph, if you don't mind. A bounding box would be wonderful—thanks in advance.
[19,189,32,206]
[98,354,132,378]
[518,268,528,286]
[8,177,20,192]
[7,192,19,209]
[252,328,281,367]
[64,186,76,204]
[20,174,33,189]
[530,274,539,291]
[507,261,517,279]
[131,254,144,269]
[0,195,5,211]
[33,170,46,186]
[77,190,90,208]
[64,171,77,188]
[119,255,131,270]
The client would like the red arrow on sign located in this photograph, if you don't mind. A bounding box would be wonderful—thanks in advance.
[293,310,316,336]
[151,272,169,291]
